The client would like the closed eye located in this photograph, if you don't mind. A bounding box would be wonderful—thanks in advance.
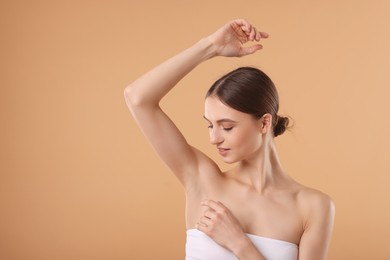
[223,127,233,131]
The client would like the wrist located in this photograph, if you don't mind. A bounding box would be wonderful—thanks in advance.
[233,236,265,260]
[197,36,218,60]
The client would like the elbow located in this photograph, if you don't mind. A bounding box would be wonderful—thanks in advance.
[124,83,156,109]
[124,84,141,108]
[123,85,132,105]
[124,83,158,111]
[124,85,142,117]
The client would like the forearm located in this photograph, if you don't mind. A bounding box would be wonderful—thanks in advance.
[124,37,216,107]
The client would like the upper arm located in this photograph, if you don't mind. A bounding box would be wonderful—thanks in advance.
[124,89,215,189]
[298,191,336,260]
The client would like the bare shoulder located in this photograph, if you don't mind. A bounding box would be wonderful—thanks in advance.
[296,186,334,207]
[291,183,335,258]
[295,185,335,226]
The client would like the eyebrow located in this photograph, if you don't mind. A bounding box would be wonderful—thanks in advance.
[203,115,237,123]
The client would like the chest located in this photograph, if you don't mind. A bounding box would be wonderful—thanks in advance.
[186,182,303,244]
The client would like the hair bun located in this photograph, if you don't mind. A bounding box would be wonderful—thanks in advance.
[274,115,290,137]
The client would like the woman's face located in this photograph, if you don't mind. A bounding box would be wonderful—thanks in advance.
[204,96,265,164]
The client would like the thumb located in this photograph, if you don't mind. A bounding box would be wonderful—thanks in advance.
[239,44,263,56]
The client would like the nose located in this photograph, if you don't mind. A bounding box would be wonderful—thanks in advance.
[209,128,223,145]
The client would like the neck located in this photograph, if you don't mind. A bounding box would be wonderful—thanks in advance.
[234,139,286,193]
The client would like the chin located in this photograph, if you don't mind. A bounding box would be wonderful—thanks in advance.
[221,156,239,164]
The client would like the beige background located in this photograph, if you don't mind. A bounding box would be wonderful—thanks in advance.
[1,0,389,259]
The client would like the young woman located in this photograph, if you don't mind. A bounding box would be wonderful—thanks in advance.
[124,19,335,260]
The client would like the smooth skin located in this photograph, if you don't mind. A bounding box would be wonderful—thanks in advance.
[124,19,335,259]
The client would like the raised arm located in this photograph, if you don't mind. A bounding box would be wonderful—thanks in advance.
[124,19,268,189]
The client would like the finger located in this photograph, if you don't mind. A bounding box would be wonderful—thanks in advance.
[202,200,231,215]
[255,29,261,41]
[204,209,217,219]
[196,222,209,234]
[240,44,263,56]
[199,216,212,227]
[245,23,252,35]
[201,200,223,211]
[259,31,269,39]
[234,18,251,33]
[255,30,268,41]
[249,27,256,41]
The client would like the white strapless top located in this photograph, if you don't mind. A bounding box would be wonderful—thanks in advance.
[185,229,298,260]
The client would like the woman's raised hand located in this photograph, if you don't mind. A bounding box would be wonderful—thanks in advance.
[207,19,269,57]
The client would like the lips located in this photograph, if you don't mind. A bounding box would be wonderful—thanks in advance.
[217,147,230,156]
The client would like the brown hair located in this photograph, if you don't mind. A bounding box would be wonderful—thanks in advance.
[206,67,290,137]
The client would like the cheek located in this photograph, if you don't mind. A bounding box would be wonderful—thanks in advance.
[232,128,262,151]
[246,134,262,153]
